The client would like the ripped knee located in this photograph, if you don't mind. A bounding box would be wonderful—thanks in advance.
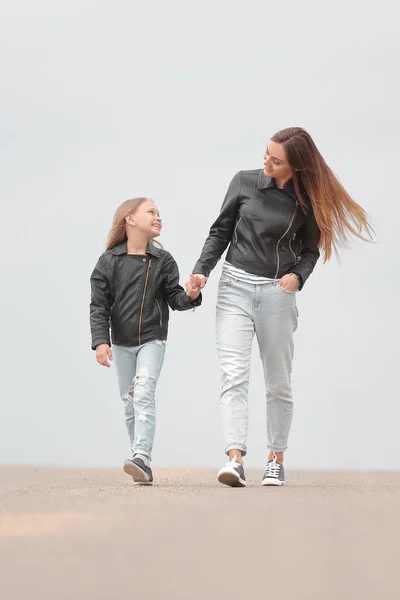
[136,366,149,385]
[126,366,150,401]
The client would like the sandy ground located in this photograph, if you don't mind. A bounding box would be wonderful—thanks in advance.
[1,466,399,599]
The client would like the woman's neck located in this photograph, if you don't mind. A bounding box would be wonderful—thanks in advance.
[126,234,149,255]
[275,177,291,189]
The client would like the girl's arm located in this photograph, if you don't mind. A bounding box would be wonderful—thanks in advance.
[90,257,112,350]
[163,253,202,311]
[192,171,242,277]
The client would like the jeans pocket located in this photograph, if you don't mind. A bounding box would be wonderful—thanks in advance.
[219,276,234,285]
[278,284,296,295]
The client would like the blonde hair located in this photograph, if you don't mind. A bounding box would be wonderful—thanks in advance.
[271,127,374,261]
[105,197,163,251]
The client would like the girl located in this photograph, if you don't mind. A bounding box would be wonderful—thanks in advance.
[90,197,201,485]
[191,127,373,487]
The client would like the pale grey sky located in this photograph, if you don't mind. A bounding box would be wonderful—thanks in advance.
[1,1,399,470]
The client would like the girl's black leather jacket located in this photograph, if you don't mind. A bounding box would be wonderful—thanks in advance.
[90,242,201,350]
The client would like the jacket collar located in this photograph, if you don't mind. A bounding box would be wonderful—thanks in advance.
[110,240,162,257]
[257,169,298,201]
[257,170,275,190]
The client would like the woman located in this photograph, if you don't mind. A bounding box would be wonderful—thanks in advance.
[191,127,373,487]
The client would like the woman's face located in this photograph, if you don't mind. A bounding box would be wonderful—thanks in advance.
[263,140,292,184]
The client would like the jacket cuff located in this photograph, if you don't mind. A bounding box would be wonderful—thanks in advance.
[192,263,209,278]
[92,339,111,351]
[289,270,305,291]
[189,292,202,307]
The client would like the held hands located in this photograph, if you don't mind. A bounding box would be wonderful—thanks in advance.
[96,344,113,368]
[191,274,208,289]
[184,273,207,300]
[279,273,300,293]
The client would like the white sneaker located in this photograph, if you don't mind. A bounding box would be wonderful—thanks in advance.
[217,458,247,487]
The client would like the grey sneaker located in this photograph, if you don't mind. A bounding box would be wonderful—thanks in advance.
[123,457,153,485]
[217,458,247,487]
[262,456,285,486]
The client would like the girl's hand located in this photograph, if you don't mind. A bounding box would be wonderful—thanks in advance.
[278,273,300,293]
[185,274,201,300]
[96,344,113,368]
[191,273,208,289]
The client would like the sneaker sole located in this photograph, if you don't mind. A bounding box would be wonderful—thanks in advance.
[217,468,247,488]
[262,478,284,486]
[123,461,153,485]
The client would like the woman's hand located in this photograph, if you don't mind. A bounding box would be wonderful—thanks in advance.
[185,274,201,300]
[96,344,113,368]
[278,273,300,293]
[191,274,208,289]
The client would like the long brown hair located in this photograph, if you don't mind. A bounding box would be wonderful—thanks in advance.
[105,197,162,251]
[271,127,374,261]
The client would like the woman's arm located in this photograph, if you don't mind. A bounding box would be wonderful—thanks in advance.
[290,210,321,289]
[192,171,242,277]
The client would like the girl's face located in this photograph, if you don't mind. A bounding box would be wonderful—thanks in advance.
[263,140,292,184]
[129,200,162,238]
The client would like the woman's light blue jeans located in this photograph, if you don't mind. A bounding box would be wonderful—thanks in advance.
[216,275,298,456]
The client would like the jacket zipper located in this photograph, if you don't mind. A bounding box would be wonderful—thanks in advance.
[289,233,297,263]
[234,217,242,244]
[274,203,298,278]
[138,259,152,345]
[155,297,163,327]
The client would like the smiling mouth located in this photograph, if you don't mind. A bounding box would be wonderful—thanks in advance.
[152,223,161,229]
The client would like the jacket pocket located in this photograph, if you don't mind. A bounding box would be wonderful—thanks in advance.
[289,233,297,263]
[233,217,242,244]
[155,298,163,327]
